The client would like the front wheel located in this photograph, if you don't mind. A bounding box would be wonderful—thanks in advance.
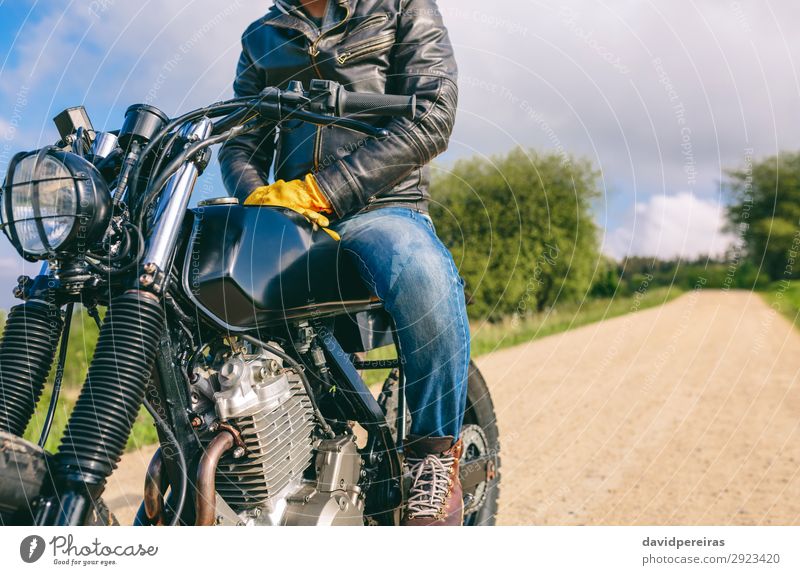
[0,432,119,526]
[377,360,501,526]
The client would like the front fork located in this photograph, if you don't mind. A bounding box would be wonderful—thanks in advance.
[34,118,212,526]
[0,268,62,437]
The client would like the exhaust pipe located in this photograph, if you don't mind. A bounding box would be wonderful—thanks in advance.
[143,448,169,526]
[195,431,234,526]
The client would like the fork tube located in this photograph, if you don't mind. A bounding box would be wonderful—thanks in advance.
[143,117,212,271]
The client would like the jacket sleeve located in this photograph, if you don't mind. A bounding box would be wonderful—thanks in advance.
[314,0,459,217]
[218,32,277,201]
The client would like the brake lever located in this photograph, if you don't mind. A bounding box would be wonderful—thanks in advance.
[209,87,389,140]
[279,107,390,138]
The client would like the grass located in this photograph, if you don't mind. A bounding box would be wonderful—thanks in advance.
[4,286,683,451]
[22,390,158,454]
[760,280,800,326]
[469,286,682,356]
[361,286,683,385]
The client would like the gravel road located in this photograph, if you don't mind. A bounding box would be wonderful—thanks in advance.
[106,290,800,525]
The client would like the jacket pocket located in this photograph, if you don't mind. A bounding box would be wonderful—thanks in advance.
[346,12,389,35]
[336,31,395,65]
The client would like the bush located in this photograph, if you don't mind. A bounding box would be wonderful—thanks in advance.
[430,148,602,321]
[727,152,800,281]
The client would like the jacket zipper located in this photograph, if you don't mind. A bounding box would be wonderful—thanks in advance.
[336,32,395,65]
[308,5,352,170]
[347,12,389,35]
[308,3,351,74]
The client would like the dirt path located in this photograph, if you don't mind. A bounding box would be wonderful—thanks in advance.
[478,289,800,525]
[107,290,800,525]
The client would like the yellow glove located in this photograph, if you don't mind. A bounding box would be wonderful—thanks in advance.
[244,174,340,241]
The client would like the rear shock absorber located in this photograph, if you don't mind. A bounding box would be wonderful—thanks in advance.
[39,290,163,525]
[0,301,62,436]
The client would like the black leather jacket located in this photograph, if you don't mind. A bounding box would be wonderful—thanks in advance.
[218,0,458,218]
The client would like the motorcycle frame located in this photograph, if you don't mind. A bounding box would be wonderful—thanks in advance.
[140,288,407,526]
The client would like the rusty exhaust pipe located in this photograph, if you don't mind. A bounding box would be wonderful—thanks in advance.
[143,448,168,526]
[195,431,235,526]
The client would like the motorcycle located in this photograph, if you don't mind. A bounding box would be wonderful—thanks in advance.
[0,79,500,526]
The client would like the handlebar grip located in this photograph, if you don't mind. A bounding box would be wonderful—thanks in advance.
[338,91,416,120]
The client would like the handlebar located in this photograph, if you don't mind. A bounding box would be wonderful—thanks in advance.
[131,80,416,149]
[259,79,416,127]
[41,80,419,239]
[337,90,416,120]
[120,80,416,220]
[216,80,416,140]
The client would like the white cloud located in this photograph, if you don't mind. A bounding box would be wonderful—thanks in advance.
[603,192,737,260]
[5,0,800,171]
[1,1,267,132]
[442,0,800,210]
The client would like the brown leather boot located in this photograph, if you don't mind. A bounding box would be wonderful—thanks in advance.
[401,435,464,526]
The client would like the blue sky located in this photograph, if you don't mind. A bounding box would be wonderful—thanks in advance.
[1,0,799,309]
[0,3,36,67]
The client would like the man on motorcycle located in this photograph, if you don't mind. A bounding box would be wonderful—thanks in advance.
[219,0,467,525]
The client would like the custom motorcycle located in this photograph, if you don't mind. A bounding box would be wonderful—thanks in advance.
[0,80,500,526]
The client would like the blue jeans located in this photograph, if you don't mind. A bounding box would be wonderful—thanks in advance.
[332,207,471,438]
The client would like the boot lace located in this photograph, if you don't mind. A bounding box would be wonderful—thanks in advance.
[405,452,456,518]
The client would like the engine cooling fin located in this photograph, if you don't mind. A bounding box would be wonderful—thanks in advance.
[214,378,316,510]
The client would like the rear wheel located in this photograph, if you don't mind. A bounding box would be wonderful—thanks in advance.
[377,360,501,526]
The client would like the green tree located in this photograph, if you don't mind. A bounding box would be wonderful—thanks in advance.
[727,152,800,280]
[590,255,620,298]
[430,147,601,321]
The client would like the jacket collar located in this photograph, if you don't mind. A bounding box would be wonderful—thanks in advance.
[266,0,353,41]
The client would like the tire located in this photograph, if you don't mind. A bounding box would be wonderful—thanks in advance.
[87,498,120,527]
[377,360,501,526]
[376,368,410,443]
[0,432,48,525]
[0,431,118,526]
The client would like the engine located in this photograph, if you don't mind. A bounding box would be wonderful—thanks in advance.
[189,343,364,526]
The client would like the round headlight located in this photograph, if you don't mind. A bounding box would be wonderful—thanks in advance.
[1,148,111,261]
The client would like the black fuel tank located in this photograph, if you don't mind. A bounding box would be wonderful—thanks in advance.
[181,203,376,329]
